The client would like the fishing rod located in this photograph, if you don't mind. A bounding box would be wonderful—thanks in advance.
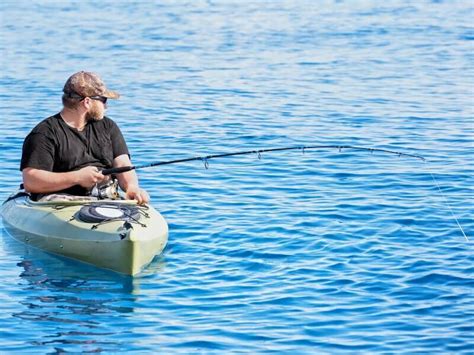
[101,145,470,241]
[101,145,426,176]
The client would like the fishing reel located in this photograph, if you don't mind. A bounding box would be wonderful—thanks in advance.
[90,179,120,200]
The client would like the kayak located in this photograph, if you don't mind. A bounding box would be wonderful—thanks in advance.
[0,191,168,275]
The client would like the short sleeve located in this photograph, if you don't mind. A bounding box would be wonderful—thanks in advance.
[20,132,55,171]
[108,120,130,159]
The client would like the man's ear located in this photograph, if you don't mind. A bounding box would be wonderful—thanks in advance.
[82,97,92,109]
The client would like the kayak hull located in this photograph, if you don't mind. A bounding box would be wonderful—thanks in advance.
[1,194,168,275]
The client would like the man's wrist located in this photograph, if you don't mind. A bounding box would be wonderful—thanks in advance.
[125,184,139,192]
[69,170,80,185]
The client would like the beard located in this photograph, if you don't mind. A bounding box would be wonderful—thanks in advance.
[86,101,105,122]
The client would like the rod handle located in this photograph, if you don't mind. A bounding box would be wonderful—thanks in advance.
[101,166,135,176]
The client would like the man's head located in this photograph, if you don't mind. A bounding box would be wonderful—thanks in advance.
[62,71,120,119]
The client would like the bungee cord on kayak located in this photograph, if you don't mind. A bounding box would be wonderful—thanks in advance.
[101,144,426,175]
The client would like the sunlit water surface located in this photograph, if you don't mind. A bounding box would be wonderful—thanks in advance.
[0,1,473,353]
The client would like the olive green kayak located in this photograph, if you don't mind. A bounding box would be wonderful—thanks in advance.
[1,192,168,275]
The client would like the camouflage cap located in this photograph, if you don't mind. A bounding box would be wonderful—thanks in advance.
[63,71,120,99]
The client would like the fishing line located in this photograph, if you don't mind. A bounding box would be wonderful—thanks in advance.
[424,162,470,241]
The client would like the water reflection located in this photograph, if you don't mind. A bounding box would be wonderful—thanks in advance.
[1,228,166,351]
[2,231,138,289]
[2,226,166,290]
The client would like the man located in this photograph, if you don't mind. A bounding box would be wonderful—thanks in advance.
[21,71,149,204]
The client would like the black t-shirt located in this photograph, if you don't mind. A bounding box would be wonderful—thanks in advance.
[21,113,129,195]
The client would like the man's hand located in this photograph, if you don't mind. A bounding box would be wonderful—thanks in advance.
[125,185,150,205]
[74,166,106,189]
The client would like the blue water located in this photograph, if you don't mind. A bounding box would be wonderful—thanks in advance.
[1,1,473,353]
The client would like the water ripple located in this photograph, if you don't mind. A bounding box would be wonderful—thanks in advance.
[0,0,473,353]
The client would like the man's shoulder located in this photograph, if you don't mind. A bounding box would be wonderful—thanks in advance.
[101,116,118,126]
[30,113,62,135]
[94,116,121,130]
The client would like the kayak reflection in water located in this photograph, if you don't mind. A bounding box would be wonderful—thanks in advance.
[20,71,149,205]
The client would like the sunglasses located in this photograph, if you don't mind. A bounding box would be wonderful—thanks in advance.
[89,96,108,104]
[68,92,107,104]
